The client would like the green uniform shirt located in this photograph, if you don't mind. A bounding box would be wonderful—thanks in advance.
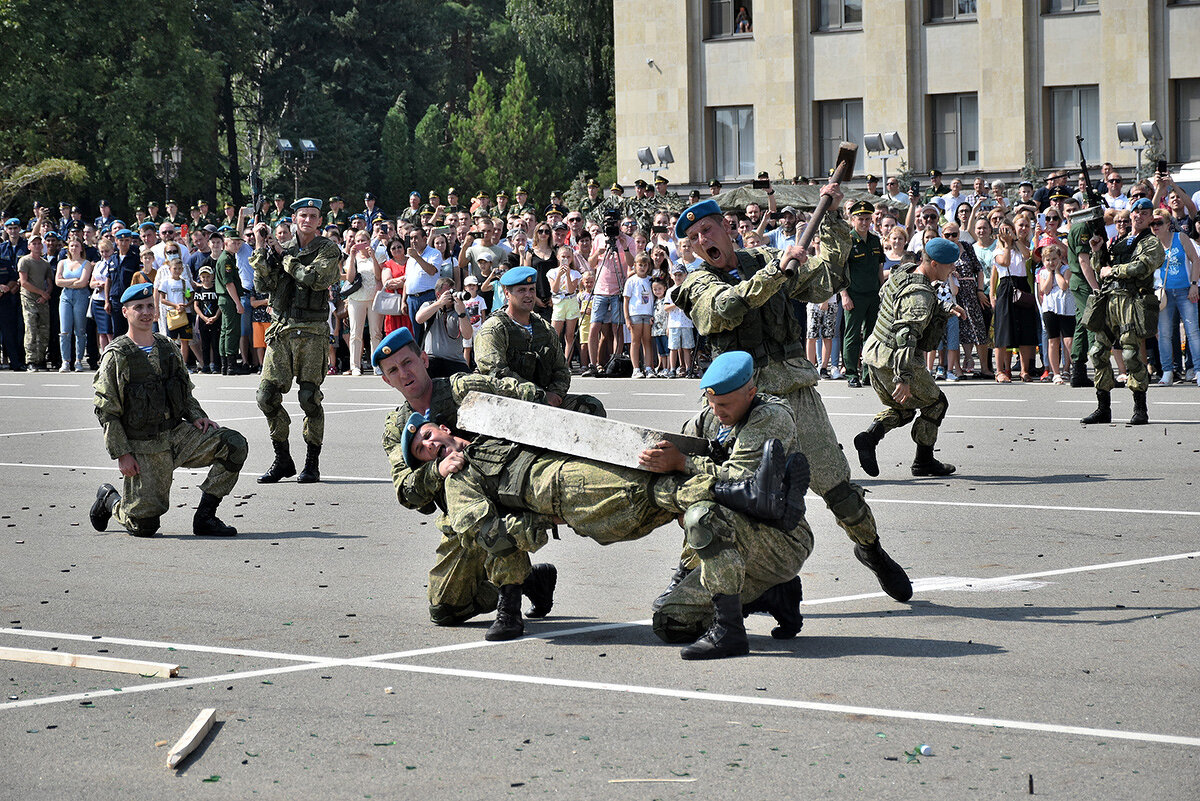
[213,251,242,297]
[862,265,947,383]
[846,230,885,296]
[681,395,797,482]
[250,234,341,337]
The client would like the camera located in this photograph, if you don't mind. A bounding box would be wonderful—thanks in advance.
[603,208,621,240]
[910,181,920,195]
[453,291,471,302]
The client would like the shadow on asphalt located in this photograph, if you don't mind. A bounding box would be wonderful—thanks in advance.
[806,601,1200,626]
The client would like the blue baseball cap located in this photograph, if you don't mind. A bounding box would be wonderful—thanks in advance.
[1130,197,1153,212]
[372,326,416,367]
[700,350,755,396]
[924,237,959,265]
[499,266,537,287]
[400,411,430,469]
[675,198,723,239]
[120,283,155,304]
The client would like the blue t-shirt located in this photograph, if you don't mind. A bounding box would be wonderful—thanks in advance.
[1158,233,1191,290]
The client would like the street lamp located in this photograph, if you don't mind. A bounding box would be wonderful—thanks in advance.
[1116,121,1162,181]
[278,137,318,198]
[151,140,183,209]
[864,131,904,188]
[636,144,674,183]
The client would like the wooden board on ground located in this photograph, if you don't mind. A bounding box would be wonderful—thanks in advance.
[167,708,217,768]
[457,392,709,470]
[0,646,178,678]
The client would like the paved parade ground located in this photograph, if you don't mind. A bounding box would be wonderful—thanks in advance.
[1,371,1198,799]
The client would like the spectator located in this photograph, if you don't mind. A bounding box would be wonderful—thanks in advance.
[192,265,221,373]
[1103,172,1130,210]
[735,5,751,32]
[951,199,975,246]
[807,293,841,379]
[766,207,799,249]
[664,265,696,377]
[884,177,908,206]
[528,221,556,317]
[948,223,990,378]
[1151,209,1200,386]
[1153,177,1198,237]
[248,285,271,371]
[90,237,117,352]
[990,219,1039,382]
[414,276,472,378]
[379,238,409,335]
[17,234,52,370]
[1035,238,1075,384]
[547,245,581,365]
[650,277,670,376]
[583,223,631,376]
[404,226,442,345]
[432,230,458,288]
[156,255,194,364]
[882,227,908,279]
[624,253,655,378]
[55,236,92,371]
[460,274,487,367]
[577,270,595,372]
[343,229,384,377]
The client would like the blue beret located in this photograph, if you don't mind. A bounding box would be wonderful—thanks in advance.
[138,221,155,230]
[290,197,323,212]
[115,229,134,239]
[348,213,365,221]
[400,411,430,469]
[111,219,125,228]
[217,225,236,234]
[675,199,723,239]
[924,237,959,265]
[499,266,538,287]
[1130,197,1153,211]
[372,326,416,367]
[120,283,154,304]
[700,351,755,396]
[4,217,19,226]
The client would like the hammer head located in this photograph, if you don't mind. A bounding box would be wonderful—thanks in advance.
[832,142,858,183]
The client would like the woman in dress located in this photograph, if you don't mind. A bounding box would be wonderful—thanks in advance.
[989,219,1039,382]
[528,222,556,318]
[948,222,989,378]
[342,229,383,376]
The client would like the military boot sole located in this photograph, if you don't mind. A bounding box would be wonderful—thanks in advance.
[89,484,118,532]
[523,564,557,619]
[853,432,881,477]
[911,461,956,477]
[854,543,914,603]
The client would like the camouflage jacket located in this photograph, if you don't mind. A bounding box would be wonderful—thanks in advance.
[251,234,341,338]
[680,394,796,482]
[862,264,950,381]
[473,310,571,396]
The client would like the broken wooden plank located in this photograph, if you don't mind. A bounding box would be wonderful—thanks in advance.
[167,708,217,768]
[457,392,709,470]
[0,646,178,678]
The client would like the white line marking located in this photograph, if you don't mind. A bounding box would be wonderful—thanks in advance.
[0,406,395,439]
[0,461,391,484]
[630,392,685,397]
[0,628,330,663]
[39,383,79,387]
[1156,401,1200,406]
[363,662,1200,748]
[0,395,394,408]
[827,413,1200,423]
[0,382,24,386]
[967,398,1027,403]
[871,497,1200,518]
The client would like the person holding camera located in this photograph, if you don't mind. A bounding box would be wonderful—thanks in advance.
[413,277,472,378]
[342,229,384,376]
[582,212,634,376]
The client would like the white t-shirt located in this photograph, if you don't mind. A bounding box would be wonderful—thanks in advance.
[406,246,443,294]
[347,254,379,302]
[546,266,581,298]
[666,286,694,330]
[1038,264,1076,316]
[623,274,655,316]
[159,274,188,306]
[1104,192,1130,211]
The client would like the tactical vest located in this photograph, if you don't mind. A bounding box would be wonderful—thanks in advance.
[466,437,543,506]
[1107,229,1156,294]
[110,336,189,441]
[870,265,944,352]
[489,311,557,388]
[691,252,805,368]
[271,236,333,322]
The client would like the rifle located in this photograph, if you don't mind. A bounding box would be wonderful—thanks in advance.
[1074,135,1109,267]
[249,169,263,227]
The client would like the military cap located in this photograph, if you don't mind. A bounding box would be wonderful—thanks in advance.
[496,190,508,199]
[700,351,754,396]
[138,220,156,230]
[277,216,293,225]
[929,169,943,178]
[1049,187,1072,201]
[367,192,379,201]
[348,213,365,222]
[475,191,489,200]
[189,206,200,213]
[290,197,323,211]
[675,198,723,239]
[224,200,235,208]
[324,223,340,232]
[3,217,19,226]
[372,326,415,367]
[399,411,430,469]
[98,198,110,207]
[197,198,209,206]
[924,236,959,265]
[115,228,134,239]
[849,200,874,216]
[708,179,722,188]
[419,204,435,214]
[121,283,155,304]
[1130,197,1153,211]
[634,178,649,189]
[515,186,528,195]
[654,175,669,185]
[865,174,878,182]
[68,220,84,231]
[610,183,624,193]
[428,190,440,199]
[328,195,342,203]
[59,200,71,207]
[70,206,81,214]
[687,190,701,201]
[447,187,459,196]
[499,266,537,287]
[544,204,567,218]
[272,194,285,201]
[586,178,600,188]
[147,199,160,207]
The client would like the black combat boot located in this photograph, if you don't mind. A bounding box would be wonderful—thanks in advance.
[853,422,886,477]
[485,583,525,641]
[1129,390,1149,426]
[1070,367,1093,388]
[742,576,804,639]
[521,563,557,619]
[776,453,811,532]
[712,439,787,523]
[680,594,750,660]
[296,443,321,483]
[1080,389,1112,424]
[651,561,694,612]
[911,444,956,477]
[193,493,237,536]
[220,356,229,376]
[257,440,297,483]
[89,483,120,531]
[854,539,914,602]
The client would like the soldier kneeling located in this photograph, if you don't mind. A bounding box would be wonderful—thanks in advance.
[90,283,248,537]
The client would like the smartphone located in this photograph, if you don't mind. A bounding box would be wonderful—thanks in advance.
[431,226,451,238]
[1156,159,1168,176]
[769,211,784,220]
[752,179,770,190]
[1037,213,1047,229]
[651,225,668,234]
[910,181,920,195]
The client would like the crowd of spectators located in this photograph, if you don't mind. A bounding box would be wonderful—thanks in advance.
[0,162,1196,389]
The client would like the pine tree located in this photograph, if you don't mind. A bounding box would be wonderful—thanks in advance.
[381,95,414,212]
[414,104,451,201]
[492,58,563,202]
[448,76,498,195]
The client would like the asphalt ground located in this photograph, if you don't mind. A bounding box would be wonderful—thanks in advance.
[1,368,1198,799]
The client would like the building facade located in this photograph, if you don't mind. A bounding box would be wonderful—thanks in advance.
[614,0,1200,186]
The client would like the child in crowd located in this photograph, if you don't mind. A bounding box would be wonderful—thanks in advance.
[807,293,841,379]
[1035,238,1074,384]
[157,256,194,365]
[548,245,581,365]
[650,277,671,376]
[192,266,221,373]
[577,270,595,373]
[249,288,271,372]
[664,265,696,377]
[623,253,656,378]
[927,267,961,381]
[461,275,487,367]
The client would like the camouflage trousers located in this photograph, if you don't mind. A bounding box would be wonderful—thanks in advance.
[113,422,248,535]
[22,299,50,365]
[257,330,328,446]
[865,363,949,446]
[1090,294,1149,393]
[782,385,878,547]
[426,531,500,626]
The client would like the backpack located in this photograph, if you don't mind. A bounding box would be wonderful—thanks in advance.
[603,352,633,378]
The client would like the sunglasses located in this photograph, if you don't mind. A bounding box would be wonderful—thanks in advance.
[621,221,635,227]
[537,228,551,234]
[1107,178,1123,184]
[1149,220,1165,228]
[944,232,959,238]
[1045,215,1061,221]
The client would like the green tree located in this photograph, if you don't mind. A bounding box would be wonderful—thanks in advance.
[414,104,451,200]
[381,95,415,212]
[491,58,562,201]
[447,76,498,194]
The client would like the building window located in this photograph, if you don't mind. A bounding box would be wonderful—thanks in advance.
[712,106,755,180]
[708,0,753,38]
[817,100,863,176]
[815,0,863,31]
[1048,85,1099,166]
[1045,0,1098,12]
[929,0,977,22]
[930,93,979,171]
[1176,79,1200,163]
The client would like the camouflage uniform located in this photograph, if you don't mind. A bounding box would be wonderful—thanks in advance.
[382,372,548,624]
[474,309,605,417]
[251,234,341,446]
[861,264,953,445]
[673,214,882,548]
[1088,230,1164,393]
[511,202,537,218]
[93,334,248,534]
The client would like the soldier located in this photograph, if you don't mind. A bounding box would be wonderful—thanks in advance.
[252,198,342,484]
[1080,197,1165,426]
[841,200,887,389]
[195,199,217,228]
[672,193,914,603]
[325,196,348,232]
[511,186,536,218]
[163,200,187,228]
[89,283,247,537]
[94,199,116,234]
[267,195,288,226]
[654,175,672,199]
[853,237,967,478]
[708,179,722,197]
[145,200,163,225]
[576,178,602,220]
[443,188,463,216]
[363,193,385,230]
[399,192,422,226]
[474,266,605,417]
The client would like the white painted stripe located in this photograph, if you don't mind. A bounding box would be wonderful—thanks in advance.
[0,426,95,438]
[0,461,392,484]
[0,382,24,386]
[40,383,79,387]
[353,620,654,663]
[827,412,1200,423]
[0,394,395,408]
[1156,401,1200,406]
[363,662,1200,748]
[967,398,1026,403]
[871,497,1200,518]
[0,406,395,439]
[0,628,330,663]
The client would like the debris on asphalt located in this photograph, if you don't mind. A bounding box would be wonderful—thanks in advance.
[167,708,217,768]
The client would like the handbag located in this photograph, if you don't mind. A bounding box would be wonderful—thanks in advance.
[1011,284,1037,309]
[166,307,190,331]
[337,273,363,301]
[1156,286,1167,310]
[371,290,405,316]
